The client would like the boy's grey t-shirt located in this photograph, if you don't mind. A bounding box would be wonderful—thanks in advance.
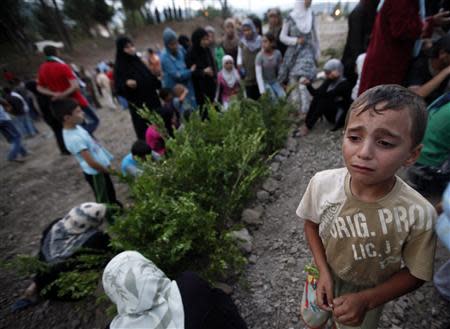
[297,168,437,286]
[255,49,282,83]
[63,125,113,175]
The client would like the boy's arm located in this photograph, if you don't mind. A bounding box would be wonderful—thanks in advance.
[79,150,110,174]
[53,79,80,100]
[304,220,334,311]
[37,85,57,97]
[333,268,423,326]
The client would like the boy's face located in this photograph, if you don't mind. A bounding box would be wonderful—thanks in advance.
[64,106,84,125]
[342,106,421,188]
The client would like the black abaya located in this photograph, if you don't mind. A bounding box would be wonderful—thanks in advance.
[115,37,162,139]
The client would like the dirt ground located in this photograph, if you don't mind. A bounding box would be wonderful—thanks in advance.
[232,119,450,329]
[3,16,446,329]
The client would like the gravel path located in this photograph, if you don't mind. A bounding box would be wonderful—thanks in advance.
[232,120,450,329]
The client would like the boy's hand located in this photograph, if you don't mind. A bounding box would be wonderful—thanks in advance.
[52,92,65,100]
[316,267,334,311]
[333,292,369,326]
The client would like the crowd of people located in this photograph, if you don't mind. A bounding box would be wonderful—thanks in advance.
[3,0,450,328]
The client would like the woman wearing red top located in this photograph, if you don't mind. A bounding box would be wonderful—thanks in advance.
[359,0,450,95]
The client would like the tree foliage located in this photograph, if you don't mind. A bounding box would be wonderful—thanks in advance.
[64,0,114,34]
[93,0,115,26]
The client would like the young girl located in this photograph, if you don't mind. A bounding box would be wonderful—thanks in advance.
[215,55,241,110]
[237,18,262,100]
[255,32,285,100]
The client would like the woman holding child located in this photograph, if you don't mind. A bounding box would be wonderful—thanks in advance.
[160,28,198,110]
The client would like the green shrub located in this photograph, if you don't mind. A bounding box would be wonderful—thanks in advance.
[111,95,292,279]
[6,95,292,298]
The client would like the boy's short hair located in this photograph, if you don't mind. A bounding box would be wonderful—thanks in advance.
[159,88,172,101]
[345,85,427,147]
[43,45,57,57]
[51,98,79,123]
[131,140,152,158]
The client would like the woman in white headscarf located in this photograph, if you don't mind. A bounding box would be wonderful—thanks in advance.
[215,55,241,110]
[237,18,262,100]
[103,251,248,329]
[278,0,320,114]
[11,203,110,312]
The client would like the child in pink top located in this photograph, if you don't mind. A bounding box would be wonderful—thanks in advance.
[215,55,241,110]
[145,125,165,156]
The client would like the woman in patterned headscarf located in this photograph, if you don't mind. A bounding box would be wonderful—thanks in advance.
[278,0,320,115]
[11,203,110,312]
[237,18,262,100]
[103,251,248,329]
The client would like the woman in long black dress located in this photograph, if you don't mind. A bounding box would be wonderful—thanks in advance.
[185,28,217,119]
[114,36,161,139]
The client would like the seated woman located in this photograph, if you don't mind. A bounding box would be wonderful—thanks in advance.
[103,251,248,329]
[408,92,450,194]
[298,59,352,136]
[11,203,110,312]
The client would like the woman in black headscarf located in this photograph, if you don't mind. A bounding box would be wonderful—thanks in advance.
[185,28,217,119]
[114,36,161,139]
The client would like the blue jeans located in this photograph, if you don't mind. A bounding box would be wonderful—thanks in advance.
[117,96,129,110]
[13,113,38,137]
[0,120,27,160]
[265,81,286,101]
[81,105,99,134]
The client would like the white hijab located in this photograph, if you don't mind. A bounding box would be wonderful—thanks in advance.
[290,0,313,34]
[220,55,240,88]
[103,251,185,329]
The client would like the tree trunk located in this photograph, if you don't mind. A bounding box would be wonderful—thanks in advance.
[50,0,73,51]
[218,0,229,18]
